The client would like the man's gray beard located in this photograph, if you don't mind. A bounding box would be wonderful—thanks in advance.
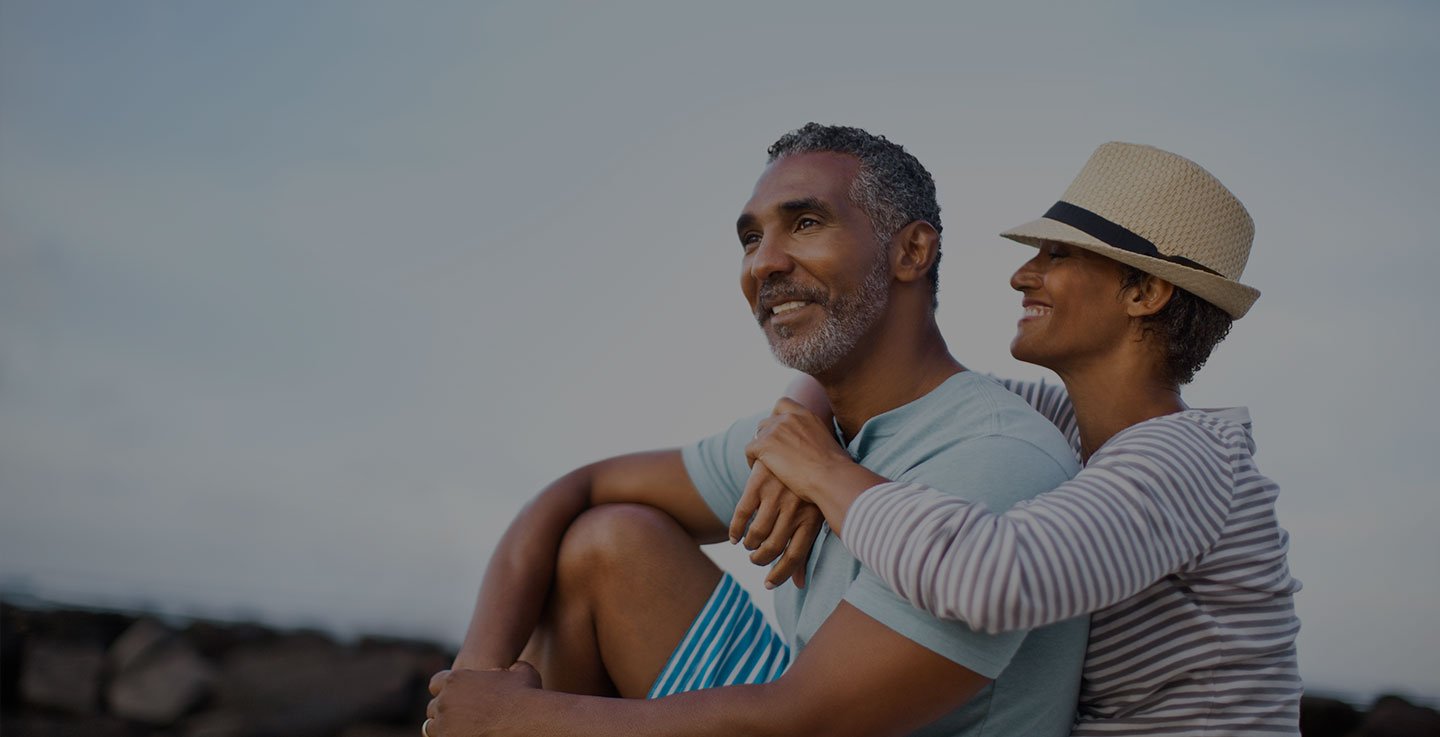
[764,253,890,376]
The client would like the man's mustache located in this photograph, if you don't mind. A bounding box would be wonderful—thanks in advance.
[754,278,828,324]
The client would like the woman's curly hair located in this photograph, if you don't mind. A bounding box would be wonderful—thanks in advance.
[1118,265,1234,386]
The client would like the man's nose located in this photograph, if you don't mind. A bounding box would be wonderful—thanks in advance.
[748,235,794,284]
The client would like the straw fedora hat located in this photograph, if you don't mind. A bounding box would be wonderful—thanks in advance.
[1000,142,1259,318]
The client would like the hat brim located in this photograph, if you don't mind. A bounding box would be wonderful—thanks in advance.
[1000,217,1260,319]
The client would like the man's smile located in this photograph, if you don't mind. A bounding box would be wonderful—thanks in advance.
[755,280,829,327]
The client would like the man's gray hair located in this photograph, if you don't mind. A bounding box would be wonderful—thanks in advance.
[767,123,943,305]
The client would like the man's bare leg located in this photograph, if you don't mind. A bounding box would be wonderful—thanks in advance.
[519,503,725,697]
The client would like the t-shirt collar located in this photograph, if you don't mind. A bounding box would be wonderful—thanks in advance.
[838,372,975,458]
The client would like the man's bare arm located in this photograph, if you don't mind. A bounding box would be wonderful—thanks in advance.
[432,602,990,737]
[453,449,726,670]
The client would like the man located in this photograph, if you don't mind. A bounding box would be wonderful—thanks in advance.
[426,124,1086,737]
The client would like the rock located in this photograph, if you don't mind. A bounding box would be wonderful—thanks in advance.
[106,618,219,724]
[2,600,460,736]
[207,637,424,736]
[0,712,144,737]
[8,604,133,646]
[1,603,24,709]
[1354,694,1440,737]
[107,639,219,724]
[179,709,248,737]
[19,639,105,714]
[108,617,174,673]
[183,618,276,660]
[1299,695,1362,737]
[340,723,422,737]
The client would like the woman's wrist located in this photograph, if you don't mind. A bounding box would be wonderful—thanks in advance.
[811,464,887,536]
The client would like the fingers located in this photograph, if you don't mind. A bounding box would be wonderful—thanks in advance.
[735,459,823,591]
[775,507,822,589]
[741,471,785,550]
[730,466,763,544]
[746,407,801,472]
[745,408,841,499]
[426,668,451,728]
[771,396,808,416]
[745,407,805,467]
[744,417,774,469]
[731,461,779,544]
[428,669,451,697]
[749,496,796,566]
[509,659,543,689]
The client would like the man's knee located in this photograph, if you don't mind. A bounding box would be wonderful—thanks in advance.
[557,504,689,580]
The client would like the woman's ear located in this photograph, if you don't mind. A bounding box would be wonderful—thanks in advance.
[890,221,941,283]
[1125,274,1176,318]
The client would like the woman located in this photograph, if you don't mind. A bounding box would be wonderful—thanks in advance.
[742,142,1301,735]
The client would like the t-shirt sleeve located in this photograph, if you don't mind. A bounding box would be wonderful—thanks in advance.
[680,412,768,525]
[842,434,1076,676]
[990,375,1078,449]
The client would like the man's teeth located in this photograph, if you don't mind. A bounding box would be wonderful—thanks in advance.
[772,301,808,315]
[1024,305,1050,318]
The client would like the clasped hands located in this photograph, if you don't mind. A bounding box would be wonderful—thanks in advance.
[732,398,857,589]
[426,661,542,737]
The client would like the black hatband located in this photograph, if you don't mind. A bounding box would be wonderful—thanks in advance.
[1043,201,1220,276]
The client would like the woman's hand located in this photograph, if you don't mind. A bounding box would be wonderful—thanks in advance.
[744,399,853,500]
[742,399,887,536]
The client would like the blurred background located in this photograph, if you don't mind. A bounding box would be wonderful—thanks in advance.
[2,0,1436,717]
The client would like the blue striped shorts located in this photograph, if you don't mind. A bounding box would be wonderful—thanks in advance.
[646,572,791,697]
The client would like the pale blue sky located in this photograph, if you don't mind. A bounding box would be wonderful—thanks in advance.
[2,1,1437,701]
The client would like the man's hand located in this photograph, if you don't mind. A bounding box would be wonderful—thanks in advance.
[427,663,543,737]
[730,460,823,589]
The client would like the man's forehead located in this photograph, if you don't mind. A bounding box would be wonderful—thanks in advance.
[741,151,860,216]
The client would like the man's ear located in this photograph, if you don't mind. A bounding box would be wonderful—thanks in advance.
[1125,274,1175,318]
[890,221,941,283]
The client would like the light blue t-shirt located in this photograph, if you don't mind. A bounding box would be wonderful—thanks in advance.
[682,371,1088,737]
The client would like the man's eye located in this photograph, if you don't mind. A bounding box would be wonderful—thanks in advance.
[740,234,760,250]
[797,217,819,230]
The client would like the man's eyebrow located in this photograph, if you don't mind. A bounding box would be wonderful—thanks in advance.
[737,198,835,234]
[778,197,833,219]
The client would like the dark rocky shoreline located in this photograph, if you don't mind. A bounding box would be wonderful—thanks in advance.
[3,599,449,737]
[4,598,1436,736]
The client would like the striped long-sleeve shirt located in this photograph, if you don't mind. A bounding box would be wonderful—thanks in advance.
[842,378,1302,736]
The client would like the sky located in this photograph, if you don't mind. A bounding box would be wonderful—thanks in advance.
[2,0,1437,703]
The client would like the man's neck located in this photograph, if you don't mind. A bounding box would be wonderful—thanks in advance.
[818,319,963,442]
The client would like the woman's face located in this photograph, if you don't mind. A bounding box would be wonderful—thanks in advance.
[1008,241,1135,372]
